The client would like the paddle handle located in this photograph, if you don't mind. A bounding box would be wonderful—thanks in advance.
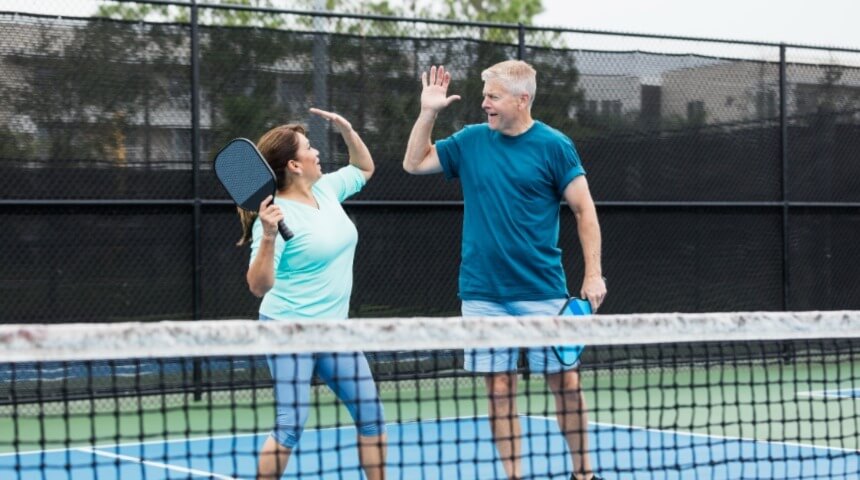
[277,220,295,241]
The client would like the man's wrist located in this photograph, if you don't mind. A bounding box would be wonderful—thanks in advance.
[419,108,439,120]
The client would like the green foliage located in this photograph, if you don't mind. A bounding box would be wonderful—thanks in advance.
[818,65,846,114]
[9,19,181,162]
[441,0,541,43]
[0,126,35,160]
[97,1,287,28]
[530,51,585,134]
[95,3,170,21]
[199,27,302,148]
[301,0,548,43]
[13,0,591,168]
[442,0,543,22]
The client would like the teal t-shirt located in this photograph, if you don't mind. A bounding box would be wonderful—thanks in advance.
[435,121,585,301]
[250,165,366,321]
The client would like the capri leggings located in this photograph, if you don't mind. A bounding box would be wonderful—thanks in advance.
[265,350,386,448]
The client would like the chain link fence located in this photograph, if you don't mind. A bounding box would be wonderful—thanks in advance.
[2,1,860,323]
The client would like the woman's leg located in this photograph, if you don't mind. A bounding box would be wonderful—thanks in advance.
[317,352,387,480]
[256,435,290,480]
[258,353,314,479]
[358,432,388,480]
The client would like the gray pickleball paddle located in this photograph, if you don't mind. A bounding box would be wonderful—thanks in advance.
[214,138,294,241]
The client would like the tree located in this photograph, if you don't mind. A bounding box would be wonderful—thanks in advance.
[96,1,298,149]
[314,0,546,42]
[7,18,180,166]
[0,125,34,160]
[440,0,542,43]
[97,0,287,28]
[88,0,585,164]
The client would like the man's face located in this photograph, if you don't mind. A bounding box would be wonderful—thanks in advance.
[481,79,527,133]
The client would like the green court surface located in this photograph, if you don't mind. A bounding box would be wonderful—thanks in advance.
[3,358,858,455]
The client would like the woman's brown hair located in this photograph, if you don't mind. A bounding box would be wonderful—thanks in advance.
[236,124,306,246]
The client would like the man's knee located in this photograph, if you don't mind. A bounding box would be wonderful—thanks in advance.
[485,374,518,406]
[548,371,586,407]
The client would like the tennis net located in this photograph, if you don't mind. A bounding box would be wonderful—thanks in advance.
[2,311,859,479]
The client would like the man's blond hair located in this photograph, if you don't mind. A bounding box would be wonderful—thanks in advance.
[481,60,537,107]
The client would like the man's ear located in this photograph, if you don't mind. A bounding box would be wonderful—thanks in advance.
[519,93,531,109]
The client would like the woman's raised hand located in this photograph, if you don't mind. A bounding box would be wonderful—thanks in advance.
[309,108,353,136]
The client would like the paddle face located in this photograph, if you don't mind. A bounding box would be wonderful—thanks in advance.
[559,297,592,316]
[553,297,591,367]
[214,138,277,211]
[214,138,294,241]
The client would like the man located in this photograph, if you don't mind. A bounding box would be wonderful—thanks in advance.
[402,61,607,480]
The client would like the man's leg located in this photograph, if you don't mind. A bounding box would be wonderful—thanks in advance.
[546,369,594,480]
[462,299,522,479]
[485,371,522,480]
[510,299,598,479]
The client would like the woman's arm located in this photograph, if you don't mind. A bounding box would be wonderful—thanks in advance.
[309,108,375,181]
[246,195,283,297]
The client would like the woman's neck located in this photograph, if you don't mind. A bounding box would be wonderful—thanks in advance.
[279,182,317,207]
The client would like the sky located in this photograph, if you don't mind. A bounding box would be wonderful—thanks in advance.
[3,0,858,51]
[535,0,858,50]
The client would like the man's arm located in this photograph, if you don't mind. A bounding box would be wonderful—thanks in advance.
[563,175,607,310]
[403,112,443,174]
[403,65,460,175]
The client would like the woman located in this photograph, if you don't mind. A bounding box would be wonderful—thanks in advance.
[238,108,386,480]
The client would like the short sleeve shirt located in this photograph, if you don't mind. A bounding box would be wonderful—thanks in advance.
[250,165,366,320]
[435,121,585,301]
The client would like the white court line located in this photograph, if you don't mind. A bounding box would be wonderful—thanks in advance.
[0,432,266,457]
[531,416,860,454]
[76,447,236,479]
[0,415,479,458]
[5,413,857,463]
[796,388,860,399]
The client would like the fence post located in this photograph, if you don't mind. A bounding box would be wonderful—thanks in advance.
[779,43,790,310]
[190,0,204,400]
[311,2,330,166]
[518,23,525,60]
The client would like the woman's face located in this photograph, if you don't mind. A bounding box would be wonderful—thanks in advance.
[291,132,322,181]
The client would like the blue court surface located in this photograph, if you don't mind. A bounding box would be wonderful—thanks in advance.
[3,416,858,479]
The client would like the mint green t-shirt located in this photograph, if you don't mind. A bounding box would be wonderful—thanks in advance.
[250,165,366,321]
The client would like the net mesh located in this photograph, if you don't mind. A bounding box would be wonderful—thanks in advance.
[2,312,859,479]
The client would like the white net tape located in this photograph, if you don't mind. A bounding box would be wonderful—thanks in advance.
[3,311,860,362]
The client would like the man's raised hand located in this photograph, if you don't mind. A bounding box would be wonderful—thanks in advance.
[421,65,461,114]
